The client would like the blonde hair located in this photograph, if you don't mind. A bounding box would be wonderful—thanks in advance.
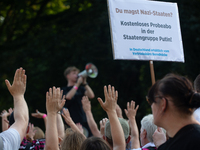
[33,126,45,140]
[61,129,86,150]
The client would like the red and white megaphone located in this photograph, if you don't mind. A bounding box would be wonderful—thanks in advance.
[78,63,98,78]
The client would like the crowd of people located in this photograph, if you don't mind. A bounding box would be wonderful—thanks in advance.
[0,67,200,150]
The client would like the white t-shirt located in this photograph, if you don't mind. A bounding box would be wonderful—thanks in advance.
[0,128,21,150]
[131,142,155,150]
[194,108,200,123]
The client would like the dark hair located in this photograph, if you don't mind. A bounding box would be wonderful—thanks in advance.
[80,137,111,150]
[194,74,200,93]
[147,74,200,115]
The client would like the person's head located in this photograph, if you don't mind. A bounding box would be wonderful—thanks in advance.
[194,74,200,93]
[140,114,157,146]
[61,129,86,150]
[104,118,130,147]
[33,126,45,140]
[80,137,111,150]
[147,74,200,127]
[64,66,80,82]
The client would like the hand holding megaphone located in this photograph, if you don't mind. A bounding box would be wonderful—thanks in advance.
[77,76,84,85]
[78,63,98,78]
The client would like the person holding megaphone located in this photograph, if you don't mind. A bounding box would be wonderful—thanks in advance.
[62,64,97,137]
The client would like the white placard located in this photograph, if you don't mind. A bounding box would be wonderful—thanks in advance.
[107,0,184,62]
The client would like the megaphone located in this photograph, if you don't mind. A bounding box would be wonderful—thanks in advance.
[78,63,98,78]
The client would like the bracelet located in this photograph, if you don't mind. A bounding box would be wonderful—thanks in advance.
[73,86,78,90]
[42,114,47,119]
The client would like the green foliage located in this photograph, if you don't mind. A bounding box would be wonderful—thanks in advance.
[0,0,200,131]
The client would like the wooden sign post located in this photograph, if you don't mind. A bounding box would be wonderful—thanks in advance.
[149,61,155,85]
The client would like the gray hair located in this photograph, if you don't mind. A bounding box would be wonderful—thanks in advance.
[141,114,157,143]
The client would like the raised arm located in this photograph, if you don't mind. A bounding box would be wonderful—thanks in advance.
[45,87,66,150]
[98,85,126,150]
[56,90,65,139]
[62,108,85,137]
[81,96,101,137]
[124,101,140,149]
[5,68,29,142]
[100,118,108,137]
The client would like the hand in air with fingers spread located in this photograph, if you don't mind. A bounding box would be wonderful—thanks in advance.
[124,101,139,120]
[62,108,73,125]
[26,123,36,142]
[98,85,126,150]
[97,85,118,113]
[124,101,140,149]
[46,87,66,115]
[100,118,108,136]
[5,67,26,99]
[0,108,13,118]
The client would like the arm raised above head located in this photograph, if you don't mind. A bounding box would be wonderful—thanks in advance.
[5,68,29,142]
[45,87,66,150]
[124,101,140,149]
[98,85,126,150]
[82,96,101,137]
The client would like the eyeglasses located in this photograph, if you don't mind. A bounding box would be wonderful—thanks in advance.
[146,95,164,105]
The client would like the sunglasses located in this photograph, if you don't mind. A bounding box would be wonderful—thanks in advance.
[146,95,164,105]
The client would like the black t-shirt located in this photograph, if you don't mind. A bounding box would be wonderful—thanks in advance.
[158,124,200,150]
[62,86,86,124]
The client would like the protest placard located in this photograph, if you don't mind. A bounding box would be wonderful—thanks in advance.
[107,0,184,62]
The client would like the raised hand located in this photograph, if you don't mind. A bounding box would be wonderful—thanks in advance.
[100,118,108,136]
[124,101,139,120]
[31,109,45,119]
[61,108,73,125]
[1,110,10,118]
[76,123,84,134]
[26,123,36,142]
[81,96,91,113]
[5,67,26,98]
[46,87,66,114]
[124,100,140,149]
[98,85,126,149]
[97,85,117,113]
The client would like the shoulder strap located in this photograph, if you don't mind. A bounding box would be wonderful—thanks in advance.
[0,136,3,150]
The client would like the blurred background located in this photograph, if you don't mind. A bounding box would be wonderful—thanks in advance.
[0,0,200,131]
